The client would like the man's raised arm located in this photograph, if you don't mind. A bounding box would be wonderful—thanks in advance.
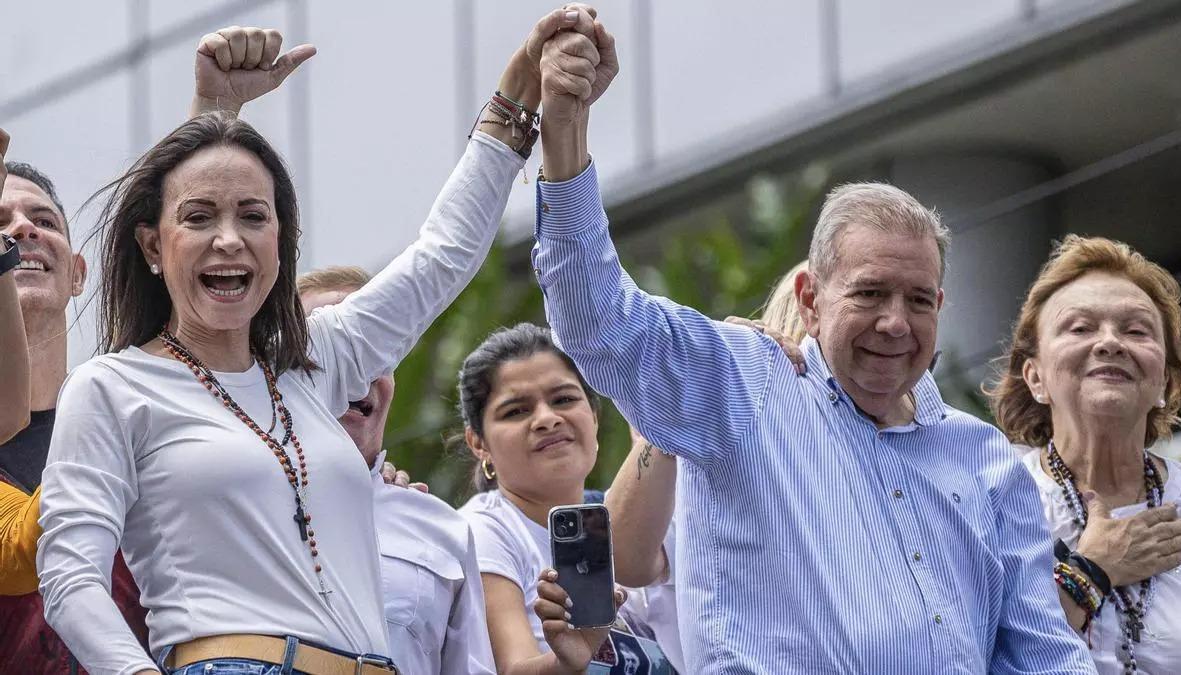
[531,25,779,467]
[0,130,31,444]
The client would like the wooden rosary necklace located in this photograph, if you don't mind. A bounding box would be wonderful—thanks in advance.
[159,329,332,599]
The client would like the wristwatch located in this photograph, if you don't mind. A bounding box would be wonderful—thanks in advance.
[0,234,19,276]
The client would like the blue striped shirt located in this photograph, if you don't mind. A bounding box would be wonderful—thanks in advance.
[530,162,1095,674]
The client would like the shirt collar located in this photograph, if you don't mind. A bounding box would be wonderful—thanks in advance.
[800,336,945,428]
[369,449,388,477]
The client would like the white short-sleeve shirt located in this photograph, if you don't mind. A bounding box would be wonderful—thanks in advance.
[370,455,494,675]
[460,490,680,674]
[459,490,550,649]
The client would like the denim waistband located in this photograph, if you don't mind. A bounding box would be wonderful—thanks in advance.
[155,635,396,675]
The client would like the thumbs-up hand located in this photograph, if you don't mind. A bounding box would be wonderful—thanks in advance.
[1076,490,1181,587]
[191,26,316,118]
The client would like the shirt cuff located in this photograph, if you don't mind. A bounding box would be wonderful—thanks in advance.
[536,159,605,238]
[470,130,528,168]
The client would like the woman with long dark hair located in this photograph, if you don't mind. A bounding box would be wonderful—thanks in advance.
[35,10,594,674]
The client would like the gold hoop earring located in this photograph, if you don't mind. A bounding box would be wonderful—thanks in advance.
[481,458,496,481]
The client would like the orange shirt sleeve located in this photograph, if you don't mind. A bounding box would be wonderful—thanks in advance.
[0,482,41,595]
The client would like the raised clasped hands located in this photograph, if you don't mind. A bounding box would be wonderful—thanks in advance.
[538,5,618,126]
[534,5,618,182]
[191,26,317,117]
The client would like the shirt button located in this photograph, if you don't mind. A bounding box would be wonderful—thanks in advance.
[541,202,551,213]
[913,552,922,562]
[827,391,838,402]
[934,614,943,625]
[893,489,904,499]
[952,492,961,503]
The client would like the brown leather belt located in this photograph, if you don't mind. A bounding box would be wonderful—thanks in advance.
[167,634,399,675]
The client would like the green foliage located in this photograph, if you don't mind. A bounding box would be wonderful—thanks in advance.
[385,175,817,506]
[934,347,997,423]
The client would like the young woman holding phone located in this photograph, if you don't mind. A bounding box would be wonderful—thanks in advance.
[456,323,675,675]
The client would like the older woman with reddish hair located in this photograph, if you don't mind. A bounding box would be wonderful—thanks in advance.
[989,234,1181,674]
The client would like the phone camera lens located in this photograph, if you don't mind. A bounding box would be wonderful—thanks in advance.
[553,510,581,539]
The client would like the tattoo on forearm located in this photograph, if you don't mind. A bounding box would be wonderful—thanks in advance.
[636,443,654,480]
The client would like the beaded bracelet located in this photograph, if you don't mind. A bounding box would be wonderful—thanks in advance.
[1067,551,1113,597]
[1054,561,1104,629]
[468,91,540,160]
[1056,562,1105,613]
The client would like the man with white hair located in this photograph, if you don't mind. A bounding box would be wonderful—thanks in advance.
[529,21,1094,672]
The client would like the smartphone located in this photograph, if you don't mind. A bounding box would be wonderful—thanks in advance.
[548,503,616,628]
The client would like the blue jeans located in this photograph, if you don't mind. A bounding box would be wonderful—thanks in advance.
[169,658,297,675]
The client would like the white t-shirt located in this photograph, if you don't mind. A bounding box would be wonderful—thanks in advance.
[460,489,550,649]
[460,490,679,674]
[36,132,523,675]
[1020,448,1181,674]
[370,454,494,675]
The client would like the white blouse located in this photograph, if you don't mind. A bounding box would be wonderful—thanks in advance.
[36,132,523,675]
[1020,448,1181,674]
[370,453,494,675]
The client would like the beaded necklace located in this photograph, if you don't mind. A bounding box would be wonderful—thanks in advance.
[159,329,332,599]
[1045,439,1163,674]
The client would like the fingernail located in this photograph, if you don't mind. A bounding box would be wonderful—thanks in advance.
[565,597,574,609]
[564,611,572,621]
[564,10,579,21]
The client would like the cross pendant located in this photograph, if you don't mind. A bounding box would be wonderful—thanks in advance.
[293,500,309,541]
[1130,618,1142,643]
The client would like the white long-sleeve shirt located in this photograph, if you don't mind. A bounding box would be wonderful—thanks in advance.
[370,454,494,675]
[36,132,523,675]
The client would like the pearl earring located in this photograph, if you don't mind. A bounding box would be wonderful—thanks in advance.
[1157,398,1167,409]
[150,263,160,275]
[1034,394,1046,404]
